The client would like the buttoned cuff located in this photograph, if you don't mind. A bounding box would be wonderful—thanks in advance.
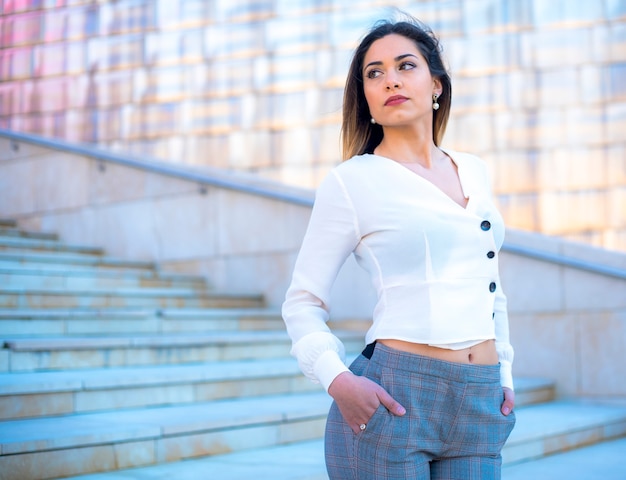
[500,360,514,391]
[313,349,350,392]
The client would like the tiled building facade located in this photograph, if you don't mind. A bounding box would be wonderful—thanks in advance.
[1,0,625,251]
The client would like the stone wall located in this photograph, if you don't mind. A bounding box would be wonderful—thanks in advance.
[0,0,625,251]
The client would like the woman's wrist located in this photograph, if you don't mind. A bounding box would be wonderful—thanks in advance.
[314,350,351,392]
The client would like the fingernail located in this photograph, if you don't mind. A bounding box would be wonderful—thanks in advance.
[503,407,510,415]
[397,406,406,415]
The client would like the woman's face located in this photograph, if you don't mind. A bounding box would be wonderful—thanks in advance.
[362,33,441,127]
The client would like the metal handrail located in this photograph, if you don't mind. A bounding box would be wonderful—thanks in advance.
[0,129,314,207]
[2,129,624,281]
[501,243,626,280]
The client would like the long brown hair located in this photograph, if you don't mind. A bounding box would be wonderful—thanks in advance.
[341,17,452,160]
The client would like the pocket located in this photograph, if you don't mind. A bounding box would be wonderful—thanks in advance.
[491,386,516,448]
[356,402,387,437]
[382,366,456,445]
[353,402,392,466]
[502,409,516,437]
[496,387,516,430]
[448,382,516,455]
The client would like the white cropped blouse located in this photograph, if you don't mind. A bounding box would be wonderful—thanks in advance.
[282,150,514,392]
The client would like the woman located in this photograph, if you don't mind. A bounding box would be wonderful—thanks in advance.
[282,14,515,479]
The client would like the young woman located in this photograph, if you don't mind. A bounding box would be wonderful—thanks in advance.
[282,15,516,479]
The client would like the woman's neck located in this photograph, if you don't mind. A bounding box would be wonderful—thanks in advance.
[373,127,441,169]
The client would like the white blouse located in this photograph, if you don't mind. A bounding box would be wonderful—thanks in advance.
[282,150,514,392]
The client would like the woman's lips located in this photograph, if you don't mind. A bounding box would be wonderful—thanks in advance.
[385,95,408,106]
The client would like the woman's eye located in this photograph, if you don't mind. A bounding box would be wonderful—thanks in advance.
[399,62,416,71]
[366,69,381,79]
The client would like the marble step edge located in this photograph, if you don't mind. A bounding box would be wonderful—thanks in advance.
[67,435,626,480]
[0,307,281,320]
[0,286,235,297]
[0,357,308,396]
[0,361,323,420]
[0,252,156,270]
[0,329,311,351]
[0,237,104,255]
[502,400,626,465]
[0,299,263,311]
[1,396,625,458]
[0,341,316,373]
[60,438,330,480]
[0,289,266,309]
[0,360,553,405]
[0,279,208,293]
[0,392,331,456]
[501,435,626,477]
[0,372,554,420]
[1,330,364,353]
[0,228,58,241]
[0,307,284,336]
[0,265,207,284]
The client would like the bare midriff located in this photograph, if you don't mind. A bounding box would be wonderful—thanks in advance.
[378,339,498,365]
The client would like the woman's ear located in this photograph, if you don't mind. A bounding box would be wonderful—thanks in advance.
[433,78,443,97]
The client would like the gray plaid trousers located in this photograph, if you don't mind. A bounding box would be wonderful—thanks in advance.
[325,343,516,479]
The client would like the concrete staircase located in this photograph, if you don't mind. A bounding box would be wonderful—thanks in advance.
[1,219,625,480]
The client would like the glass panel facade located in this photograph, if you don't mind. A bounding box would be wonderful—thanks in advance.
[0,0,624,250]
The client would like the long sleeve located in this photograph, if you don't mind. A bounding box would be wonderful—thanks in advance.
[494,281,514,390]
[478,156,514,391]
[282,170,361,391]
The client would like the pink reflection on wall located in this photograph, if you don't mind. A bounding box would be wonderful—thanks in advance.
[2,1,45,15]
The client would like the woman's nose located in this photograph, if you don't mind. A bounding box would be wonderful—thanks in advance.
[385,73,401,90]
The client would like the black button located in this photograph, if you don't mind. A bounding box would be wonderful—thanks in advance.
[481,220,491,231]
[489,282,496,292]
[487,251,495,259]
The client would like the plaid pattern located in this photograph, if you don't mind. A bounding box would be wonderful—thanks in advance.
[325,343,516,479]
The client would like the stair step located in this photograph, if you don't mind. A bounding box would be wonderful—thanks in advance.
[1,397,624,480]
[156,307,285,332]
[0,358,317,419]
[0,287,264,309]
[0,236,104,255]
[0,228,58,241]
[502,436,626,479]
[66,439,330,480]
[0,307,284,336]
[0,252,156,272]
[511,377,555,406]
[0,392,332,480]
[0,331,364,372]
[0,368,553,421]
[64,436,626,480]
[0,267,207,290]
[4,218,611,480]
[503,400,626,465]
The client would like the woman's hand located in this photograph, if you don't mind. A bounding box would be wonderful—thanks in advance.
[501,387,515,416]
[328,371,406,434]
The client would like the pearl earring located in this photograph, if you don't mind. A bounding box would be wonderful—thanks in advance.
[432,94,440,111]
[371,117,376,124]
